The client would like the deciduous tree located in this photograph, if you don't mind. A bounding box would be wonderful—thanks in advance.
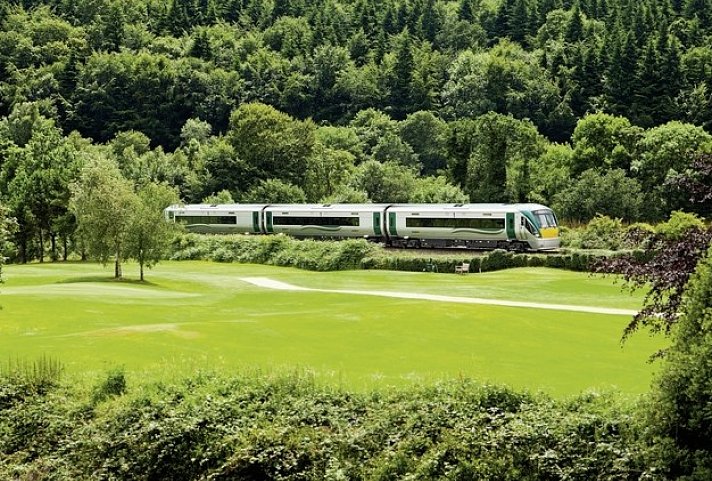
[126,182,178,281]
[71,156,138,279]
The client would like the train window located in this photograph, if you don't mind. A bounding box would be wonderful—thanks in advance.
[533,210,557,227]
[273,216,360,227]
[524,219,538,235]
[406,217,505,229]
[176,215,237,224]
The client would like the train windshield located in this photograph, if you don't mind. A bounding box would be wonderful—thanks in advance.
[533,209,557,228]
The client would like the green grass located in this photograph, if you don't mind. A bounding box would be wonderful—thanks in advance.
[0,261,664,396]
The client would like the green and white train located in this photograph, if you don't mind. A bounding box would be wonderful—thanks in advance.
[164,203,560,251]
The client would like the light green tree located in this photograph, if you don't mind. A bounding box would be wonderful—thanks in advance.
[0,203,16,284]
[242,179,307,203]
[528,143,573,205]
[411,176,469,203]
[126,183,179,281]
[304,145,356,202]
[570,113,643,176]
[71,156,139,279]
[349,160,418,202]
[633,121,712,215]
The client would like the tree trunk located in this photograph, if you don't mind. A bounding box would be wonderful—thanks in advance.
[140,260,144,282]
[50,232,58,262]
[114,253,122,279]
[38,229,44,263]
[20,236,27,264]
[63,236,68,261]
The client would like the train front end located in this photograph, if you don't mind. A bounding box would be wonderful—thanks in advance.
[519,205,560,250]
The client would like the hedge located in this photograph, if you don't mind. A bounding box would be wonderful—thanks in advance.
[170,233,643,274]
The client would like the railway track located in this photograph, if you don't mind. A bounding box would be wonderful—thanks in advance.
[383,247,564,256]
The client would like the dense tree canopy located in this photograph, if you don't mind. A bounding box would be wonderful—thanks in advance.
[2,0,712,263]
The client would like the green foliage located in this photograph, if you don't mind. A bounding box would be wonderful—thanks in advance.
[461,113,545,203]
[349,160,417,202]
[126,182,179,280]
[242,178,307,203]
[169,232,627,275]
[0,202,13,281]
[578,215,626,250]
[655,211,706,240]
[171,233,378,271]
[570,113,642,176]
[0,371,653,480]
[554,169,644,222]
[202,189,234,204]
[227,102,316,191]
[91,367,127,405]
[648,248,712,479]
[71,155,138,278]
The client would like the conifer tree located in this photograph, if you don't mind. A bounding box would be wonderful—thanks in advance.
[565,3,584,43]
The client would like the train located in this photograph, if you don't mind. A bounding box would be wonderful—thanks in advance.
[163,203,560,251]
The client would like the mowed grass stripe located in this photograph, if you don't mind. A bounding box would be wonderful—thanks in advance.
[1,262,663,396]
[239,276,638,315]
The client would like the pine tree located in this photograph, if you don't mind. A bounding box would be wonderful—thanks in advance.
[508,0,531,45]
[565,3,584,44]
[633,27,681,127]
[390,30,415,118]
[458,0,479,22]
[189,29,212,60]
[419,0,439,42]
[602,29,637,116]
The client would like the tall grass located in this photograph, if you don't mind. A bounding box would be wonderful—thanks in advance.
[1,355,63,392]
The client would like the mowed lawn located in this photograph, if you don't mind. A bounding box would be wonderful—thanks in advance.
[1,261,665,396]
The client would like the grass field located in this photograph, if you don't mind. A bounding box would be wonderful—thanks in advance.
[0,261,665,396]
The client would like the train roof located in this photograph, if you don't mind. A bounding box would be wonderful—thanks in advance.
[166,204,268,214]
[264,203,391,212]
[385,203,553,212]
[166,203,555,214]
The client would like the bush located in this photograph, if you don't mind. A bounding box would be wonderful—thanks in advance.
[91,368,127,405]
[655,211,705,240]
[0,372,652,480]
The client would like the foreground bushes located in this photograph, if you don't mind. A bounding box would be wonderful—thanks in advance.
[0,371,651,480]
[170,233,633,273]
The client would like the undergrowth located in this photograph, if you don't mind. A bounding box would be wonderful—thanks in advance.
[0,369,652,481]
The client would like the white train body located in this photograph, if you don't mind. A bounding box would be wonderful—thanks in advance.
[263,204,389,239]
[164,203,560,251]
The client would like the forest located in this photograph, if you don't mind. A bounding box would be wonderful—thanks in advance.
[1,0,712,262]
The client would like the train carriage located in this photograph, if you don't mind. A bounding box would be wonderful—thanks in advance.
[166,204,266,234]
[262,204,388,239]
[381,203,558,250]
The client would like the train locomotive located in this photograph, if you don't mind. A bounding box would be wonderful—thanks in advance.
[164,203,560,251]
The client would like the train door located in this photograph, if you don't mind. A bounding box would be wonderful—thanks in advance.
[506,212,516,240]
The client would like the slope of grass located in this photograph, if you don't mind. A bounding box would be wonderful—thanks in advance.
[1,261,663,396]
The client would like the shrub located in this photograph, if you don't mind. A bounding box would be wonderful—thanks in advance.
[655,211,705,240]
[579,215,625,250]
[91,368,127,405]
